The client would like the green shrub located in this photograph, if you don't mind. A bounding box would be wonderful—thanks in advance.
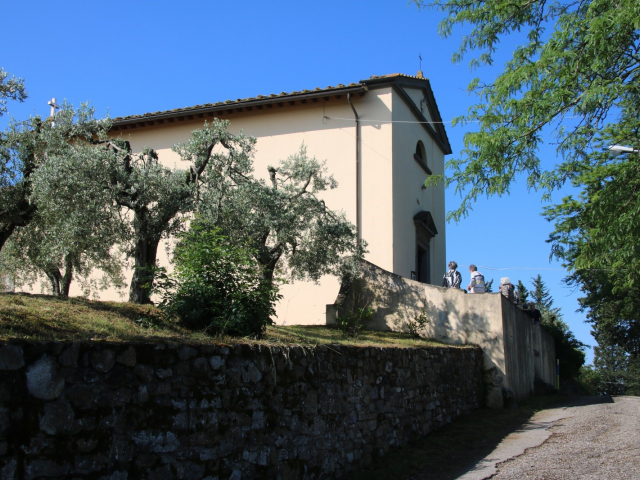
[336,306,373,338]
[156,223,280,338]
[577,365,604,395]
[406,308,430,338]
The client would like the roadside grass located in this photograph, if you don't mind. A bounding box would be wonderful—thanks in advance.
[353,394,565,480]
[0,293,458,350]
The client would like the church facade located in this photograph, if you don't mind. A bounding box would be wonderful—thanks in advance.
[107,73,452,324]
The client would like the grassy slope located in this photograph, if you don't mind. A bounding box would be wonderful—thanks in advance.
[0,293,460,349]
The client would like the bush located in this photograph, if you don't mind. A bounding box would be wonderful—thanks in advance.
[156,223,280,338]
[577,365,604,395]
[336,306,373,338]
[406,308,430,338]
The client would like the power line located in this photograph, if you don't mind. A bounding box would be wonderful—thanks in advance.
[459,264,620,272]
[323,115,581,126]
[323,115,463,125]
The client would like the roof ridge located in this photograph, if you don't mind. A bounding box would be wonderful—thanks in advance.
[111,74,430,124]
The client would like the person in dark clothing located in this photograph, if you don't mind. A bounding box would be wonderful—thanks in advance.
[442,261,462,289]
[525,302,542,324]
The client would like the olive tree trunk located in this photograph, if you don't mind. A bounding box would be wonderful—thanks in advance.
[128,237,160,304]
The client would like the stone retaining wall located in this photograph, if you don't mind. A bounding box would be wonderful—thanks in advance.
[0,340,482,479]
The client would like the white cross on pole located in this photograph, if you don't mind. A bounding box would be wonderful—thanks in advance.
[47,97,59,117]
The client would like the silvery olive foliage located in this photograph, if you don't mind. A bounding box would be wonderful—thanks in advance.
[104,119,258,304]
[198,144,365,289]
[1,103,126,296]
[0,68,26,118]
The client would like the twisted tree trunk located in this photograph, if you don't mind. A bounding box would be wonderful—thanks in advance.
[44,255,74,297]
[128,236,160,304]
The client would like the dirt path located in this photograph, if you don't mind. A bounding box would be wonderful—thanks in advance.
[458,396,640,480]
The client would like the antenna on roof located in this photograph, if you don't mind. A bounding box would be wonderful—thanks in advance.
[417,54,424,79]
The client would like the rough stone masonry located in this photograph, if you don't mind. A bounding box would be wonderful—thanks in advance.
[0,341,482,479]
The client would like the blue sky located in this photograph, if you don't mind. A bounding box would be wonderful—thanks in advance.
[4,0,594,362]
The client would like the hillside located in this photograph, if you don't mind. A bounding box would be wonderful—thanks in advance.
[0,293,455,349]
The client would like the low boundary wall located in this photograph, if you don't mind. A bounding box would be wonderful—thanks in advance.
[328,261,556,408]
[0,340,482,479]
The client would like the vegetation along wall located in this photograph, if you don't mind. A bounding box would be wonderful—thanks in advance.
[0,340,482,479]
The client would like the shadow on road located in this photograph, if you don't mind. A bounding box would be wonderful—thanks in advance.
[353,395,608,480]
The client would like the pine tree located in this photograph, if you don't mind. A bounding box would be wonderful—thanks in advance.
[516,280,529,306]
[530,274,561,320]
[530,274,586,381]
[484,278,494,293]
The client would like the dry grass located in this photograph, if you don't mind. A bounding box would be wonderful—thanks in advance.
[0,292,211,344]
[0,293,458,349]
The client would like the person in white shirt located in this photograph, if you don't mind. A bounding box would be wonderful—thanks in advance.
[467,264,486,294]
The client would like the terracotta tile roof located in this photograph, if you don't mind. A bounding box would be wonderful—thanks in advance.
[110,74,428,125]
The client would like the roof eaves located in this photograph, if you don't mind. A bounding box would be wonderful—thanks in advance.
[111,84,367,127]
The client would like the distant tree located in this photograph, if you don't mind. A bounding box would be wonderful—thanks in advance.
[516,280,529,306]
[583,289,640,395]
[104,119,257,304]
[198,144,364,290]
[546,176,640,394]
[577,365,604,395]
[592,329,629,395]
[530,275,559,316]
[484,278,493,293]
[529,274,586,381]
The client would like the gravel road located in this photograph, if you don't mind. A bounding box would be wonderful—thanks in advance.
[459,396,640,480]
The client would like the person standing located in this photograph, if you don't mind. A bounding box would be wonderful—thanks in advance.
[525,302,542,324]
[442,261,462,289]
[499,277,519,304]
[467,264,486,294]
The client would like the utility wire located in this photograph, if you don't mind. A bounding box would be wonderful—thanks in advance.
[324,115,463,125]
[460,264,621,272]
[323,115,580,126]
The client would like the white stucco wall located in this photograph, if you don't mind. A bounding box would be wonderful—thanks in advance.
[391,87,447,283]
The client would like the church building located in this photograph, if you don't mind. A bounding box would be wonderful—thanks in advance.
[107,73,452,325]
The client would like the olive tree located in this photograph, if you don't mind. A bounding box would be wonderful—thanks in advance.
[198,144,365,290]
[104,119,257,304]
[0,68,26,117]
[1,131,126,296]
[1,103,110,254]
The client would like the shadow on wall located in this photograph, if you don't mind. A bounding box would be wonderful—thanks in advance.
[327,261,554,408]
